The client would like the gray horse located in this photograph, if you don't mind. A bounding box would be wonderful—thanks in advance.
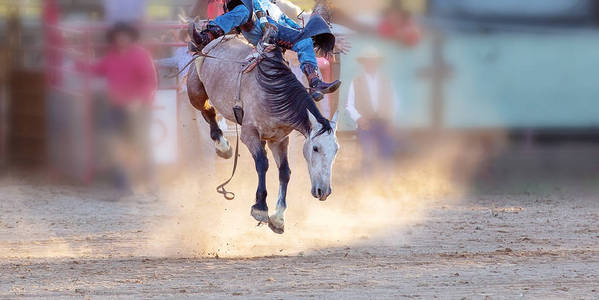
[187,36,339,234]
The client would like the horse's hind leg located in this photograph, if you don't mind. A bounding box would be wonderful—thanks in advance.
[187,66,232,159]
[201,101,233,159]
[241,126,269,223]
[267,137,290,234]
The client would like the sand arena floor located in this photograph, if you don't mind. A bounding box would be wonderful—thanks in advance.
[1,141,599,299]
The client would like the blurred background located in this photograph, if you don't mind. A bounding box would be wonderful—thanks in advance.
[1,0,599,197]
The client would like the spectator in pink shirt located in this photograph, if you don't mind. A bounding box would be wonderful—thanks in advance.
[86,23,158,199]
[91,23,157,106]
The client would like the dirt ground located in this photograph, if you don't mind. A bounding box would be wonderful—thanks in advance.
[1,142,599,299]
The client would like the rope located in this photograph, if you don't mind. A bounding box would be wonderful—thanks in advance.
[215,123,240,200]
[166,36,251,79]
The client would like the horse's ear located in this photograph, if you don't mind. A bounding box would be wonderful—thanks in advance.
[307,110,319,129]
[177,8,188,24]
[331,111,339,128]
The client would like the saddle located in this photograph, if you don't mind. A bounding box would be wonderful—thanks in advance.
[194,35,276,125]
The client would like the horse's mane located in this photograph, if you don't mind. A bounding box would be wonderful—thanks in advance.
[255,49,332,136]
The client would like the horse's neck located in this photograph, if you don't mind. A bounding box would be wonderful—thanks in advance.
[203,35,233,54]
[205,35,253,58]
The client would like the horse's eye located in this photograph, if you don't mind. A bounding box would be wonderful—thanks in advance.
[313,146,319,153]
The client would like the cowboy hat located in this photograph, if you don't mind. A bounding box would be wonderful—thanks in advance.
[357,46,383,62]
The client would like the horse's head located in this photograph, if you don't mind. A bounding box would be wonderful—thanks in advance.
[304,111,339,201]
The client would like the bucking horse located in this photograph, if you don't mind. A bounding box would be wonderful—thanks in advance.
[186,34,339,234]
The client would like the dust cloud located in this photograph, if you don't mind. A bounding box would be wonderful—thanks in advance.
[0,182,93,259]
[145,134,497,258]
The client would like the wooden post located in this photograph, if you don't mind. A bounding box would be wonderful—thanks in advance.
[0,50,5,166]
[417,30,452,131]
[328,53,342,119]
[3,7,21,166]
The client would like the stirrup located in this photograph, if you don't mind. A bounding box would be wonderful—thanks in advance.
[309,89,324,102]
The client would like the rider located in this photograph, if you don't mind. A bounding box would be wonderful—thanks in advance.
[188,0,341,101]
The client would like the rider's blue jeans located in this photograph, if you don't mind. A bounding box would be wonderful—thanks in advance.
[292,39,318,70]
[210,5,250,34]
[209,5,318,69]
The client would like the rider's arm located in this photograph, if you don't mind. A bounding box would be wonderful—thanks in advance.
[255,11,271,31]
[280,13,301,30]
[255,11,266,25]
[253,0,266,13]
[253,0,279,32]
[253,0,269,29]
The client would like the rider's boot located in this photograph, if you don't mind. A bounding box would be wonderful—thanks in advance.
[302,64,341,102]
[309,90,325,102]
[188,23,225,52]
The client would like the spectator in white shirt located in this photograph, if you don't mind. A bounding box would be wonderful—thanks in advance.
[104,0,147,24]
[345,47,400,170]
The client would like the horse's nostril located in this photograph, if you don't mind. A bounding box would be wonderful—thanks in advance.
[317,188,322,196]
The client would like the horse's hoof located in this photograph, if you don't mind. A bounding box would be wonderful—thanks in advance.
[215,137,233,159]
[268,215,284,234]
[250,205,269,223]
[215,147,233,159]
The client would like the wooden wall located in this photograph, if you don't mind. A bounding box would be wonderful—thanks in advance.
[8,70,46,166]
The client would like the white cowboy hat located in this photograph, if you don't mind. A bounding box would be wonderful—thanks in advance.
[357,46,383,62]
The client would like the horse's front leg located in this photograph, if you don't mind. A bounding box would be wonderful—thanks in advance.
[267,137,291,234]
[241,127,269,223]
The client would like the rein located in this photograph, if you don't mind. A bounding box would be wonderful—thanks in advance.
[168,51,249,79]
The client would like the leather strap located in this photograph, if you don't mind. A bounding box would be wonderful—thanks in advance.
[216,123,240,200]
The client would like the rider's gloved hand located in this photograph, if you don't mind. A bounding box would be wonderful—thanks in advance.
[261,23,278,43]
[256,10,278,43]
[262,22,277,32]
